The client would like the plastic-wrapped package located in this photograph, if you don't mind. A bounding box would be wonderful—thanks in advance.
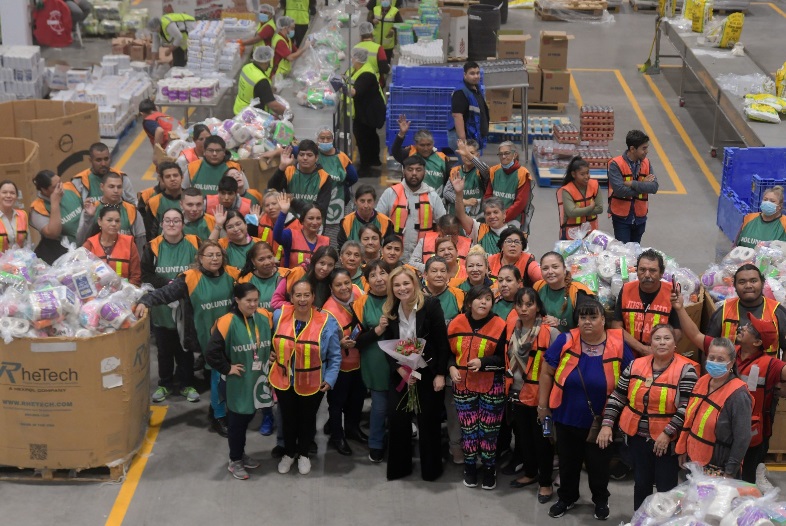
[28,286,80,329]
[722,246,757,267]
[745,103,782,124]
[674,267,702,303]
[273,120,295,145]
[702,264,734,288]
[166,139,193,159]
[717,73,777,97]
[630,484,688,525]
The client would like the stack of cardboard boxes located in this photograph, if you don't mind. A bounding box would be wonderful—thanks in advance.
[526,31,572,105]
[485,32,529,122]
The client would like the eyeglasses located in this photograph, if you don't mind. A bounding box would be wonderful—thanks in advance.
[497,151,515,158]
[205,148,224,154]
[201,253,223,259]
[504,239,523,246]
[163,219,182,225]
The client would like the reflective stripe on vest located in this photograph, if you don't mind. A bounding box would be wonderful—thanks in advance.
[619,281,674,346]
[608,155,651,218]
[557,180,599,239]
[518,327,553,406]
[354,41,382,74]
[322,297,361,372]
[372,6,399,49]
[721,297,781,355]
[289,229,329,268]
[448,314,507,393]
[235,62,271,114]
[269,305,328,395]
[391,184,433,239]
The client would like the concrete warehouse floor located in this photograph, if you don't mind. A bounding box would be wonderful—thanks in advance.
[4,1,786,525]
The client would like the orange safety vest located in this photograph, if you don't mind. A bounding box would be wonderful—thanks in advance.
[488,252,537,286]
[322,296,360,372]
[269,305,328,395]
[618,354,697,440]
[557,180,599,239]
[620,281,674,346]
[288,229,330,268]
[448,314,507,393]
[257,224,284,262]
[515,326,554,407]
[608,156,651,219]
[549,328,624,410]
[85,233,134,279]
[181,147,199,164]
[205,194,252,216]
[138,185,161,209]
[422,231,471,264]
[143,111,177,147]
[390,184,434,239]
[738,352,778,445]
[721,297,781,355]
[676,375,752,466]
[0,210,28,252]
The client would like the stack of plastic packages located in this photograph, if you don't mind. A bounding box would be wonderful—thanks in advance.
[289,25,346,110]
[222,18,259,41]
[0,246,150,343]
[0,46,46,100]
[187,21,227,75]
[701,241,786,304]
[83,1,148,36]
[553,224,702,311]
[624,462,781,526]
[165,103,293,162]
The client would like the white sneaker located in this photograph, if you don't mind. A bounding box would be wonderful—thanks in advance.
[297,455,311,475]
[278,454,295,474]
[411,422,418,439]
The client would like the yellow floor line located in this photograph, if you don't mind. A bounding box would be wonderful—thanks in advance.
[614,69,688,195]
[642,74,720,195]
[104,406,168,526]
[569,74,584,110]
[114,129,146,172]
[752,2,786,18]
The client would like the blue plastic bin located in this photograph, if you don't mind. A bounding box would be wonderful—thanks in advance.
[721,147,786,205]
[717,189,750,242]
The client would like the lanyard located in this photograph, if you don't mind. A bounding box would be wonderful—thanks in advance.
[244,315,260,361]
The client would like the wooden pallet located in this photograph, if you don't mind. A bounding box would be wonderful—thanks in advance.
[0,462,128,483]
[766,451,786,464]
[525,102,566,112]
[607,4,621,11]
[629,0,658,11]
[535,0,607,19]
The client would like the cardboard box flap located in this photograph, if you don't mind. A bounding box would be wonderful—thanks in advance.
[540,31,575,41]
[498,34,532,43]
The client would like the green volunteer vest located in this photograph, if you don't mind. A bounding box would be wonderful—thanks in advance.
[372,6,398,49]
[288,168,322,204]
[161,13,195,50]
[286,0,310,25]
[42,192,83,243]
[246,273,282,311]
[346,213,385,243]
[447,167,482,215]
[492,298,514,320]
[243,191,260,207]
[86,172,104,200]
[191,270,235,355]
[433,288,461,324]
[225,240,255,270]
[151,238,199,329]
[424,153,447,196]
[490,165,520,209]
[360,294,390,391]
[95,202,132,235]
[271,33,294,76]
[222,312,272,414]
[539,285,574,333]
[152,194,181,235]
[234,62,271,114]
[184,216,212,239]
[737,216,786,248]
[355,40,381,74]
[318,152,348,226]
[479,227,501,255]
[192,161,228,196]
[351,269,364,290]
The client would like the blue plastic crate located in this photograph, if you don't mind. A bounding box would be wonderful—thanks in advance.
[386,87,456,149]
[717,189,751,242]
[391,66,484,88]
[721,147,786,205]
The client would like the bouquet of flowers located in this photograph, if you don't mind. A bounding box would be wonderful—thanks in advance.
[378,337,427,413]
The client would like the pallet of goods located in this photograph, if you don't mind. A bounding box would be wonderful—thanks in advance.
[580,105,615,145]
[535,0,608,20]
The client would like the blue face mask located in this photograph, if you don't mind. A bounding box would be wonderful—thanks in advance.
[761,200,778,216]
[381,0,391,6]
[502,160,515,170]
[705,360,730,378]
[258,13,269,22]
[318,142,333,153]
[288,29,295,38]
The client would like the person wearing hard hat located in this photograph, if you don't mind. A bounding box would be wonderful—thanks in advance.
[234,46,287,117]
[148,13,195,68]
[354,21,390,85]
[281,0,315,47]
[346,47,386,177]
[271,16,311,77]
[240,4,277,49]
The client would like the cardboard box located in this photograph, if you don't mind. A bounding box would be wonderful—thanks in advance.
[153,144,175,166]
[486,88,514,123]
[676,287,705,360]
[443,8,468,60]
[522,64,542,103]
[0,100,100,181]
[0,138,40,210]
[497,34,531,60]
[539,31,573,70]
[0,317,150,471]
[541,69,570,104]
[129,39,148,62]
[239,157,277,192]
[111,37,132,55]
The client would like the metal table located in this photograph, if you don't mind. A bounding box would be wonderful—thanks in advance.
[653,19,786,157]
[155,85,231,125]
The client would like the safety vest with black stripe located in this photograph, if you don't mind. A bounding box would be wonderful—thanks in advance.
[322,296,361,372]
[608,156,651,219]
[557,179,599,239]
[372,6,399,49]
[549,328,624,410]
[515,326,554,407]
[721,297,781,355]
[676,374,753,466]
[739,352,779,446]
[354,40,382,75]
[390,184,434,239]
[86,232,133,279]
[620,281,674,347]
[619,354,697,440]
[422,231,471,265]
[269,305,328,396]
[447,313,507,393]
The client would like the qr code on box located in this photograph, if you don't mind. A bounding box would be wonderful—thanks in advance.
[29,444,47,460]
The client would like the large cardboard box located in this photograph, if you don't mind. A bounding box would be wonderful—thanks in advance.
[676,287,706,360]
[0,138,40,209]
[0,100,100,181]
[498,34,531,60]
[486,88,514,123]
[523,64,542,104]
[539,31,573,70]
[0,317,150,471]
[239,157,277,192]
[444,8,468,61]
[542,69,571,103]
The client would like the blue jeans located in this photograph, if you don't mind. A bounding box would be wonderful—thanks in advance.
[612,219,646,244]
[448,129,459,153]
[369,389,388,449]
[210,369,226,419]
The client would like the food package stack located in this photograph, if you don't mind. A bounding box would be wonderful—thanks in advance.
[702,241,786,304]
[0,46,46,100]
[222,18,259,41]
[580,105,614,144]
[576,145,612,169]
[532,139,578,169]
[187,20,227,74]
[553,123,580,144]
[156,77,221,104]
[219,42,242,73]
